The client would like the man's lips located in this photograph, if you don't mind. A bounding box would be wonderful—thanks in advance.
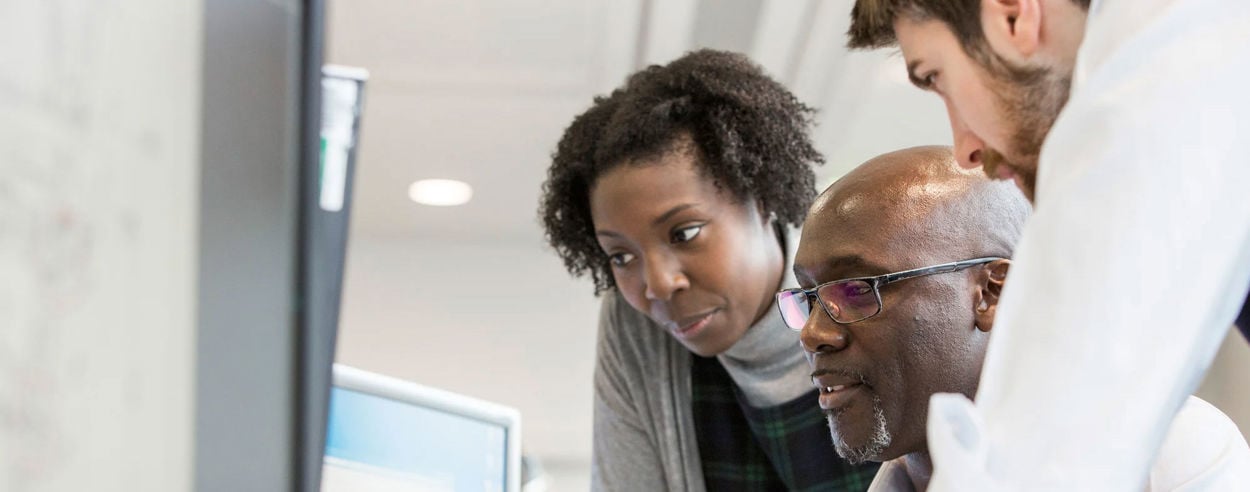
[983,159,1015,181]
[812,372,864,393]
[811,369,868,410]
[996,164,1018,181]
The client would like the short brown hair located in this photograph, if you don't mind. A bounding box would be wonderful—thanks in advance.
[848,0,1090,55]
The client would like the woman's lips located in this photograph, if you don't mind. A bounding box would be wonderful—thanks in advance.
[670,309,719,340]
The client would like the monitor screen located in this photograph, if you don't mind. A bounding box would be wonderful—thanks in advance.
[321,366,520,492]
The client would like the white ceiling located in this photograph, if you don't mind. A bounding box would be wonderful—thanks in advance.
[327,0,952,243]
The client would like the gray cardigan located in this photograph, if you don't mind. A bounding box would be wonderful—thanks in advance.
[590,265,812,491]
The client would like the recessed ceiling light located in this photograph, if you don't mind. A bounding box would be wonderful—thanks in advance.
[408,179,473,206]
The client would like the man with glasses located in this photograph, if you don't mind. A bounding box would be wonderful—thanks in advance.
[780,146,1250,490]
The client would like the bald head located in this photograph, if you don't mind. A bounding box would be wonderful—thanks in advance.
[804,146,1030,268]
[793,146,1031,464]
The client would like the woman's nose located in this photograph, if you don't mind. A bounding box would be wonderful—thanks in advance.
[643,253,689,301]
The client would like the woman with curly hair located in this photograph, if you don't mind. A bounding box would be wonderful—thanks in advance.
[539,49,879,491]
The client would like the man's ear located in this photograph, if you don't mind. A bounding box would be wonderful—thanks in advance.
[981,0,1042,61]
[974,259,1010,333]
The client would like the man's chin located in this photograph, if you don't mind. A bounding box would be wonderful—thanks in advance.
[1002,163,1038,202]
[825,400,892,464]
[831,437,882,465]
[1015,172,1036,202]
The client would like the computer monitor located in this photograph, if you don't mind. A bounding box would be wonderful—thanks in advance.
[300,63,367,491]
[322,364,522,492]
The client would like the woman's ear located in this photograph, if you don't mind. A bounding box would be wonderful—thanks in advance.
[981,0,1042,61]
[974,259,1011,333]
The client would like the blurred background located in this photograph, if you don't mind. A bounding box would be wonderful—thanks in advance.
[4,1,1246,491]
[323,1,1250,490]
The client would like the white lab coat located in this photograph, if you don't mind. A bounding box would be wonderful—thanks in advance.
[870,397,1250,491]
[925,0,1250,490]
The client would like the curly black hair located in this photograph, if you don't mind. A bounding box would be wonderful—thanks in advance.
[538,49,824,295]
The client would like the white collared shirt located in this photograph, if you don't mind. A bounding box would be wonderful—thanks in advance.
[924,0,1250,490]
[874,397,1250,491]
[866,459,914,492]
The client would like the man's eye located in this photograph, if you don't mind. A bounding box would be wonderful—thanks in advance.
[671,224,703,244]
[838,281,874,298]
[609,252,635,267]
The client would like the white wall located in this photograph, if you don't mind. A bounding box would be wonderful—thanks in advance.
[0,1,202,490]
[336,234,601,490]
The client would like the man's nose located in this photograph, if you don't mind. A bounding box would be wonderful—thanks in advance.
[946,101,985,169]
[799,305,850,354]
[643,252,689,301]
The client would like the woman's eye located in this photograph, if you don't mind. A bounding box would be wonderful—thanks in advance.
[922,72,938,90]
[608,252,635,267]
[670,224,703,244]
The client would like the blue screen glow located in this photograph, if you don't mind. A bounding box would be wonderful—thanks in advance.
[323,387,507,491]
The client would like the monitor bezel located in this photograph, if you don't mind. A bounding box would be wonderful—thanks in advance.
[328,364,522,492]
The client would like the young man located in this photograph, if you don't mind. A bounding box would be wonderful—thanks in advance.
[846,1,1250,489]
[780,146,1250,490]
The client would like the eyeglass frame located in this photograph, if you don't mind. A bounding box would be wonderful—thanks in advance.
[777,256,1005,330]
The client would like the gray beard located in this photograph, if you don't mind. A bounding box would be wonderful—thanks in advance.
[826,393,891,465]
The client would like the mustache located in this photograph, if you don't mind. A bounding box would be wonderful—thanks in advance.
[982,148,1037,200]
[982,146,1029,181]
[810,368,871,387]
[981,147,1007,179]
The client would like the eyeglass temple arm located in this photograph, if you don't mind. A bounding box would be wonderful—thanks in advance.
[879,257,1004,286]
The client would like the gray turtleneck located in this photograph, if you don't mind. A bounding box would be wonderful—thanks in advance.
[716,298,814,408]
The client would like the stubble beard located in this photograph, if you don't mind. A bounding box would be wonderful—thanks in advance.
[980,55,1073,201]
[826,393,892,465]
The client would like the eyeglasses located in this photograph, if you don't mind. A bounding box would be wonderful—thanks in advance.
[776,257,1003,330]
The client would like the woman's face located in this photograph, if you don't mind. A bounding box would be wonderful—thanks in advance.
[589,145,785,356]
